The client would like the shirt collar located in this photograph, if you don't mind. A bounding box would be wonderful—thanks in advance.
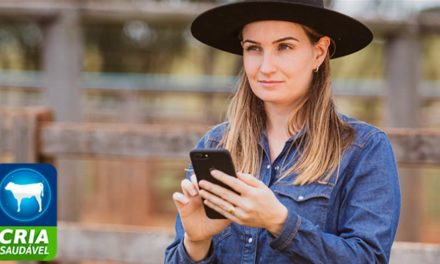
[259,127,306,151]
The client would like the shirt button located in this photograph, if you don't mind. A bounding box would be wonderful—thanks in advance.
[266,165,271,169]
[274,166,280,170]
[248,237,253,243]
[298,195,304,201]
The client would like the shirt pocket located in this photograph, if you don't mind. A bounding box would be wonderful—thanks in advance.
[212,225,236,258]
[272,182,334,229]
[212,225,232,246]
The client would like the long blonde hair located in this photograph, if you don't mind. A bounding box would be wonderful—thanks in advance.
[220,25,354,185]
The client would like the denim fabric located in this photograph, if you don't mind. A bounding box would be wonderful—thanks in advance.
[164,115,401,264]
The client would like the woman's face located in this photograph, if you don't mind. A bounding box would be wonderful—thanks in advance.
[241,20,329,108]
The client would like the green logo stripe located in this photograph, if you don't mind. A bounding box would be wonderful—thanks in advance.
[0,226,57,261]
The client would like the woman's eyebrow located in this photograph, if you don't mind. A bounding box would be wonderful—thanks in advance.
[273,37,299,43]
[242,36,299,45]
[241,39,259,45]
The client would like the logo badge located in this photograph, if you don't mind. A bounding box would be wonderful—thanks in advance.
[0,164,57,261]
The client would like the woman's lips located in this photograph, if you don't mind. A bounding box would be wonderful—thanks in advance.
[258,80,284,88]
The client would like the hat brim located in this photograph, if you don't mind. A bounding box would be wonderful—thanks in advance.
[191,1,373,58]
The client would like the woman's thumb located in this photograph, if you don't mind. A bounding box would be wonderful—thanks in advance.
[172,192,189,211]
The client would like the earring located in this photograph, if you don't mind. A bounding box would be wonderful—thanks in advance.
[314,65,320,73]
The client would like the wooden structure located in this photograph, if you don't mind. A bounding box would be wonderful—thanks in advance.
[0,107,440,263]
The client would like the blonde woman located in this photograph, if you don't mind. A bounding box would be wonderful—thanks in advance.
[165,1,401,263]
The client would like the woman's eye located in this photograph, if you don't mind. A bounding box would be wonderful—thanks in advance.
[278,43,293,51]
[245,45,261,52]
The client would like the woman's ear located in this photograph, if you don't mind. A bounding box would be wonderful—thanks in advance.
[314,36,331,67]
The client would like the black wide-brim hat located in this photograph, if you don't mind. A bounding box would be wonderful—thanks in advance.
[191,0,373,59]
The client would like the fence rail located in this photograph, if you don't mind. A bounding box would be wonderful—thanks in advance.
[0,0,439,34]
[40,123,440,165]
[1,71,440,98]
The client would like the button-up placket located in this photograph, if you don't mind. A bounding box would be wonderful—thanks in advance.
[258,130,303,186]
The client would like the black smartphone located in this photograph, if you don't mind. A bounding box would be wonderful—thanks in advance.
[189,149,237,219]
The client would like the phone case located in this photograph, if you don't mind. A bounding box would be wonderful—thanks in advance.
[190,149,237,219]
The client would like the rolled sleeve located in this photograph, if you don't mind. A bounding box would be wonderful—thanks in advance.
[269,208,302,251]
[176,240,216,264]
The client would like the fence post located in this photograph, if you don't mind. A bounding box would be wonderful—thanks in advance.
[385,31,422,241]
[0,107,53,163]
[0,107,52,264]
[42,9,82,122]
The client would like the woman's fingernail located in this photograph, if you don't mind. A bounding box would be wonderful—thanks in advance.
[191,174,197,182]
[181,196,189,204]
[199,180,206,188]
[174,192,189,204]
[190,188,197,196]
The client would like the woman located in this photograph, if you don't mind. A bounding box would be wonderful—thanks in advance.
[165,1,401,263]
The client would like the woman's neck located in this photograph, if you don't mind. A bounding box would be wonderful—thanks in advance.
[265,102,301,163]
[265,103,296,139]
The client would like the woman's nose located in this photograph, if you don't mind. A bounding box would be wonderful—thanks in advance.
[259,53,277,74]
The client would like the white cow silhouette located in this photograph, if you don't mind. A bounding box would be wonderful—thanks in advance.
[4,182,44,213]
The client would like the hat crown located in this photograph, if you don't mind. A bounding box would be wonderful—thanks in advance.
[244,0,324,8]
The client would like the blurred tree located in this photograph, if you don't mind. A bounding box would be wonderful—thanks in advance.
[84,21,188,73]
[0,22,41,70]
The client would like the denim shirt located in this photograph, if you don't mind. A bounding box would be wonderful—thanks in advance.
[164,115,401,264]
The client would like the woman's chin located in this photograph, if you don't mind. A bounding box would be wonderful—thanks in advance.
[255,93,292,105]
[261,98,289,106]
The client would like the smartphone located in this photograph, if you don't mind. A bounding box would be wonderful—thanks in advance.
[189,149,237,219]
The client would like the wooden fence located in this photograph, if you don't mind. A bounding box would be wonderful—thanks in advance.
[1,107,440,263]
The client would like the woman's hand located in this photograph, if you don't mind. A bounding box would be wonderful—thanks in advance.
[198,170,288,237]
[172,174,231,242]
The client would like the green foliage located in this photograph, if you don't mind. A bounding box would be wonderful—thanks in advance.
[422,35,440,80]
[84,21,189,73]
[0,22,41,70]
[331,40,384,79]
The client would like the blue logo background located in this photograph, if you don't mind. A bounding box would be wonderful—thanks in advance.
[0,164,56,226]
